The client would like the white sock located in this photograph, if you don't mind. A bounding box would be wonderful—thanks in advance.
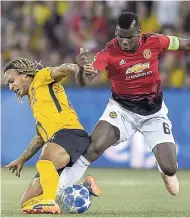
[57,156,90,196]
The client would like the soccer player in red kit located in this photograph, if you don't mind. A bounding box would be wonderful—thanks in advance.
[57,12,190,197]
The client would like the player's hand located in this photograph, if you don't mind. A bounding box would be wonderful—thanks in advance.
[5,159,24,177]
[76,48,89,68]
[84,64,98,77]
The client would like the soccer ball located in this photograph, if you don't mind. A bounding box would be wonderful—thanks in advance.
[61,185,92,213]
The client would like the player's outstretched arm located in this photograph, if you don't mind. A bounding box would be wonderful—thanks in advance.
[165,36,190,51]
[51,62,97,85]
[178,38,190,51]
[17,134,44,163]
[5,128,44,177]
[50,63,79,81]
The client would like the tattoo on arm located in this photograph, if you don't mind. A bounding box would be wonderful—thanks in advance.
[61,63,78,73]
[20,135,44,163]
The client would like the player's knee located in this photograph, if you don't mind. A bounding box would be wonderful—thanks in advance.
[161,164,177,176]
[40,145,70,168]
[51,151,70,169]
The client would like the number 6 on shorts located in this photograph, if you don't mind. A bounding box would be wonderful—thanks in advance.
[163,122,171,135]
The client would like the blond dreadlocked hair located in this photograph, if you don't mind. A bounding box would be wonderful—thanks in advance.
[4,58,43,76]
[4,58,43,104]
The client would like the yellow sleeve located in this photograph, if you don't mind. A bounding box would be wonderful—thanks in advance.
[34,67,56,86]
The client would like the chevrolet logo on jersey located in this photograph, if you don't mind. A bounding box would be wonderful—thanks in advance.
[126,62,150,74]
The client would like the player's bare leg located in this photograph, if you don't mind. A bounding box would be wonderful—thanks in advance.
[84,121,120,162]
[83,121,120,195]
[20,177,43,208]
[153,142,179,195]
[22,177,60,214]
[57,120,120,197]
[83,120,120,196]
[23,142,70,214]
[83,121,120,196]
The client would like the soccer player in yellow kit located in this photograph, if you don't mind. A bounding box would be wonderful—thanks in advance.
[4,58,101,214]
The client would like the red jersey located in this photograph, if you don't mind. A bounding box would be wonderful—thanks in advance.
[92,33,170,115]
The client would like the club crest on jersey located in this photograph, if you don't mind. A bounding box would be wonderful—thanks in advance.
[109,111,117,118]
[143,49,152,59]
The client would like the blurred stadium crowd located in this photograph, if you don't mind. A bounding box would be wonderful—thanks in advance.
[1,1,190,87]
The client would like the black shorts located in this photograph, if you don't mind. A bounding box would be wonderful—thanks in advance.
[34,129,90,178]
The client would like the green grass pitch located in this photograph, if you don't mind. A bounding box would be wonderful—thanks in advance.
[1,167,190,217]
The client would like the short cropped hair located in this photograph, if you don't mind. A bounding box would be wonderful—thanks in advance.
[117,12,139,29]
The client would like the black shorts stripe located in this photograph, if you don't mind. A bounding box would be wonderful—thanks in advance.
[48,82,62,113]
